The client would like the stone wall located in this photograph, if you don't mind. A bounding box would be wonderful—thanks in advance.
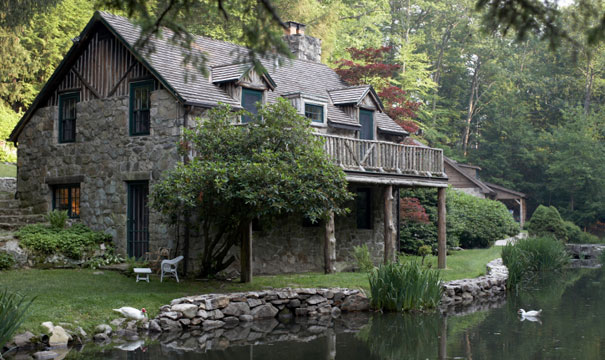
[0,177,16,193]
[440,258,508,309]
[152,288,369,334]
[16,89,183,255]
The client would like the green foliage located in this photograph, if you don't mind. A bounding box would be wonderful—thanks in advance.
[125,257,149,277]
[563,220,603,244]
[352,244,374,272]
[0,252,15,270]
[447,189,519,248]
[0,289,34,352]
[85,249,124,270]
[527,205,568,241]
[0,101,19,162]
[368,261,442,312]
[151,100,352,277]
[502,236,570,290]
[17,223,112,259]
[44,210,68,229]
[417,245,432,265]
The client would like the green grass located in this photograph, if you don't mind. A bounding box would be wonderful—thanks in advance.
[0,247,502,334]
[0,163,16,178]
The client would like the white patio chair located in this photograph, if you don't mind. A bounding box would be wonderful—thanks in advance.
[160,255,184,283]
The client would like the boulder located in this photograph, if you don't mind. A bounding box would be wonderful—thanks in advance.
[340,294,370,312]
[161,311,181,320]
[13,331,36,347]
[202,320,225,331]
[159,318,182,332]
[48,326,71,347]
[223,316,240,328]
[94,324,112,335]
[239,314,253,322]
[331,306,341,318]
[247,298,263,308]
[306,295,327,305]
[148,319,162,332]
[251,303,279,319]
[41,321,54,334]
[222,302,251,317]
[204,296,229,310]
[110,318,126,328]
[172,303,198,319]
[93,333,109,342]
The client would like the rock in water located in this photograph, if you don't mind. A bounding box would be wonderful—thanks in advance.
[49,326,71,347]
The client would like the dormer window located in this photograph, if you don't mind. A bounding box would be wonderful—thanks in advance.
[304,103,325,124]
[241,88,263,123]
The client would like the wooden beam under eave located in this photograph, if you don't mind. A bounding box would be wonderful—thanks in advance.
[437,187,447,269]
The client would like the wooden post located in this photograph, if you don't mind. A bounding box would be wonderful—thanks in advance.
[240,221,253,283]
[438,316,447,360]
[384,185,396,264]
[437,187,447,269]
[520,198,525,229]
[324,211,336,274]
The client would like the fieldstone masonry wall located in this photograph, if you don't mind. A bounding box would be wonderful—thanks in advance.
[440,258,508,308]
[16,89,182,255]
[0,177,16,193]
[152,288,370,333]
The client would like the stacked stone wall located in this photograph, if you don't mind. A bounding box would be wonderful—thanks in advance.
[16,89,182,255]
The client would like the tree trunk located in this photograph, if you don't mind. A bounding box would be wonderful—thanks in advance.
[431,26,452,116]
[324,211,336,274]
[437,187,447,269]
[584,56,594,114]
[240,221,253,283]
[384,185,396,264]
[463,57,481,157]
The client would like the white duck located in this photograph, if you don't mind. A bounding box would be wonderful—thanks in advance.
[113,307,147,321]
[518,309,542,317]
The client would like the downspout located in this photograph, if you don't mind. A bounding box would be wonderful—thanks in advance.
[396,188,400,253]
[182,105,191,276]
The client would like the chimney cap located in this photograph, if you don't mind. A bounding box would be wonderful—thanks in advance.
[285,21,306,35]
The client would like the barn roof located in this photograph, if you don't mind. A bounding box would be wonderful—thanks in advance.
[10,11,407,142]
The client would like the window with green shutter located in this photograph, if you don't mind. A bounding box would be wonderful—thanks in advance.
[58,92,79,143]
[129,80,154,135]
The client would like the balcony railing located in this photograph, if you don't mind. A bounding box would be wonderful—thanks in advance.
[317,134,445,177]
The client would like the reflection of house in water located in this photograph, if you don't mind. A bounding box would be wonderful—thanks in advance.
[444,157,526,228]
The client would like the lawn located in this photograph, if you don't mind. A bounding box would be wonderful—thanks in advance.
[0,163,16,177]
[0,247,502,334]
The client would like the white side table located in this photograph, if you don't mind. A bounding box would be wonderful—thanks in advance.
[134,267,152,283]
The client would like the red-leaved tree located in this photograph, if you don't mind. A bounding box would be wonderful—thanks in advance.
[400,197,430,224]
[334,47,422,133]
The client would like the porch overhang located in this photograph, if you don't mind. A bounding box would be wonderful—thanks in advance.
[345,171,448,187]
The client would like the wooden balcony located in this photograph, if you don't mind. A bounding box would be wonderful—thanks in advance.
[317,134,446,180]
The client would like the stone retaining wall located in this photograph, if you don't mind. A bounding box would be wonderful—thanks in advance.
[152,288,370,333]
[440,258,508,308]
[0,177,16,193]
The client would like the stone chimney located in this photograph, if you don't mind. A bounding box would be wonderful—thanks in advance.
[283,21,322,63]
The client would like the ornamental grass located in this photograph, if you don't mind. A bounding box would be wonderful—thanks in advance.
[368,261,442,312]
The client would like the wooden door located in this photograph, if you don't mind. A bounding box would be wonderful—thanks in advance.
[127,181,149,258]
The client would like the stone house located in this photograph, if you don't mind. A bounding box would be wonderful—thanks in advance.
[9,12,448,276]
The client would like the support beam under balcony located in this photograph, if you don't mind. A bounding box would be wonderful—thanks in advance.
[384,185,396,264]
[437,187,447,269]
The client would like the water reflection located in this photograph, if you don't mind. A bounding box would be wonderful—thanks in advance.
[10,268,604,360]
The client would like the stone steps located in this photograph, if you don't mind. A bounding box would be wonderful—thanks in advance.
[0,192,15,201]
[0,192,47,230]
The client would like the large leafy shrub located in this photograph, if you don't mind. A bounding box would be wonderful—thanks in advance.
[352,244,374,272]
[563,220,602,244]
[368,261,442,312]
[0,252,14,270]
[527,205,568,240]
[502,236,570,290]
[447,189,519,248]
[17,223,112,259]
[44,210,68,229]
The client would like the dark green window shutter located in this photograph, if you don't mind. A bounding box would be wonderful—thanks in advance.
[129,80,154,135]
[359,109,374,140]
[58,92,79,143]
[241,88,263,123]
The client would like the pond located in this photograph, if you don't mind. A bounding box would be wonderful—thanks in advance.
[13,268,605,360]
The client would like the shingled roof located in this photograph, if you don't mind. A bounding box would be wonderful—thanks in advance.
[11,11,408,141]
